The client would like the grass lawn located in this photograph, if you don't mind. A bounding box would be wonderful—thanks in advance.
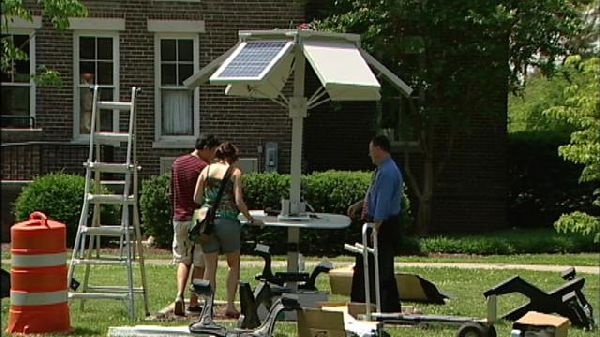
[4,249,597,267]
[1,257,598,337]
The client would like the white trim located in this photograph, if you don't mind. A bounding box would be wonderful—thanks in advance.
[153,33,200,146]
[12,252,66,268]
[11,290,67,306]
[1,15,42,30]
[72,31,120,142]
[147,19,205,33]
[68,17,126,31]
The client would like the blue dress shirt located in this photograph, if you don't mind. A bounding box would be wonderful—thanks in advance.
[367,157,403,222]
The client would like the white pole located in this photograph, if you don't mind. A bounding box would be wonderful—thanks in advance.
[287,37,307,279]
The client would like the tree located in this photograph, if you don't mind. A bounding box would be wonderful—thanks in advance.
[312,0,590,233]
[1,0,87,85]
[543,56,600,242]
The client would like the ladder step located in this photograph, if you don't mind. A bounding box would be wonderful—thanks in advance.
[69,292,129,300]
[72,258,131,266]
[86,286,146,293]
[97,101,133,111]
[84,162,133,173]
[88,194,136,205]
[94,132,130,144]
[81,225,133,236]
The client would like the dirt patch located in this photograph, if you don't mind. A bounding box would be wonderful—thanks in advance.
[148,300,240,322]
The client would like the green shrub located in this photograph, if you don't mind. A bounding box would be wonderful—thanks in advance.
[508,131,597,228]
[14,173,120,247]
[421,228,598,255]
[140,170,413,254]
[139,174,172,248]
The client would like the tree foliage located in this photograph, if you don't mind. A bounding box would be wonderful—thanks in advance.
[1,0,87,85]
[312,0,590,233]
[543,56,600,242]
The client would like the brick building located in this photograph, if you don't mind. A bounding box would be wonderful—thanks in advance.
[1,0,507,240]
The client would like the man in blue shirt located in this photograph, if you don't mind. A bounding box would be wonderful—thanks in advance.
[348,134,403,312]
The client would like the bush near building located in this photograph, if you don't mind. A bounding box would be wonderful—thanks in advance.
[13,173,119,247]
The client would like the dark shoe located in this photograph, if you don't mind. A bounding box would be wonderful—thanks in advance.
[174,298,185,316]
[186,305,203,313]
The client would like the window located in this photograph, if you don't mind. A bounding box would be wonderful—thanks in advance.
[1,32,35,128]
[154,34,199,146]
[73,33,119,139]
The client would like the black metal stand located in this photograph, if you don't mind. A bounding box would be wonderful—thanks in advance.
[189,279,302,336]
[483,267,595,330]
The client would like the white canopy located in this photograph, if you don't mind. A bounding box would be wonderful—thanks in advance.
[302,40,380,101]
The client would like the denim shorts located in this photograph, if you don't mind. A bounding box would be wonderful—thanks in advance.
[199,217,241,254]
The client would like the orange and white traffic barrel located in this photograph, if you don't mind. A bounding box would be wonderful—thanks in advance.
[7,211,71,334]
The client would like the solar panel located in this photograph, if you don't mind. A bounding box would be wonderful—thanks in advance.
[211,41,293,82]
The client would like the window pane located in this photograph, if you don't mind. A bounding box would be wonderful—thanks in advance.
[80,61,96,82]
[14,59,30,82]
[79,87,94,133]
[99,88,114,132]
[13,35,30,58]
[161,40,176,61]
[97,38,113,60]
[1,86,30,116]
[178,64,193,85]
[80,37,95,59]
[178,40,193,61]
[161,89,193,135]
[0,71,10,83]
[161,64,176,85]
[80,87,114,133]
[97,62,113,85]
[80,72,95,85]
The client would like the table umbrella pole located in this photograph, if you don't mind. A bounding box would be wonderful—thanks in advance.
[286,42,307,286]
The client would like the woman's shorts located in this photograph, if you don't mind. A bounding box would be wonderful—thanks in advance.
[200,217,241,254]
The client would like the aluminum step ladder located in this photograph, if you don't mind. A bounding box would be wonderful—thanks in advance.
[67,86,149,319]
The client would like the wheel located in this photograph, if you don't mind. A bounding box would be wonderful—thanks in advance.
[455,322,494,337]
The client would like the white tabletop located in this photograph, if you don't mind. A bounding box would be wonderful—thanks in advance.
[239,210,351,229]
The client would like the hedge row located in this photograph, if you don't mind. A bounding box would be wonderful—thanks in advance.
[140,170,413,254]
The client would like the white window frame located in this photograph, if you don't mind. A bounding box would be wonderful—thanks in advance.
[1,28,36,126]
[72,31,120,142]
[153,32,200,148]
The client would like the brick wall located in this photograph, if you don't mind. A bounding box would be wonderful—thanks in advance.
[3,1,509,233]
[12,0,304,180]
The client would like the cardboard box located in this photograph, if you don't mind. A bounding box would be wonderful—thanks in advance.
[329,266,441,302]
[513,311,570,337]
[297,308,346,337]
[315,301,375,320]
[261,291,328,321]
[329,266,354,295]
